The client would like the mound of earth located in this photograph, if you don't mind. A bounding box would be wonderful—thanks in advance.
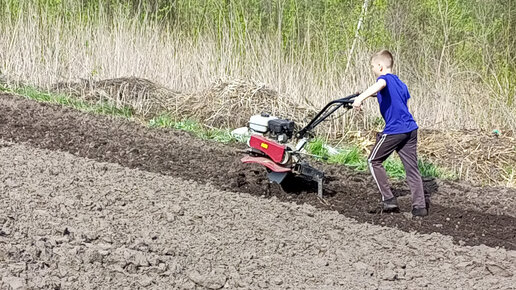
[51,77,179,118]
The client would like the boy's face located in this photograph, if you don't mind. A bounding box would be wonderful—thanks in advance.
[370,60,383,78]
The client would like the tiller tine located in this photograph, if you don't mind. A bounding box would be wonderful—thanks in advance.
[267,171,288,184]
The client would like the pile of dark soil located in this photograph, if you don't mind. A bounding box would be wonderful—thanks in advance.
[1,93,515,250]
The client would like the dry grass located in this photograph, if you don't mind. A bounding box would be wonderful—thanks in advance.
[52,77,179,118]
[170,79,308,128]
[0,3,514,135]
[419,130,516,187]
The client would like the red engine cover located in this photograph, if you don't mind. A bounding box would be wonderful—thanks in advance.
[249,135,286,163]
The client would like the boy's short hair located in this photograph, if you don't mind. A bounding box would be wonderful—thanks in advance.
[371,50,394,69]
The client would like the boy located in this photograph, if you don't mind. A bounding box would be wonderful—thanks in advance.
[352,50,428,217]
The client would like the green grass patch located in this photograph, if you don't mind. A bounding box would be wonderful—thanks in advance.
[328,146,368,171]
[305,138,329,159]
[306,138,453,180]
[384,157,406,179]
[149,114,239,144]
[418,158,456,179]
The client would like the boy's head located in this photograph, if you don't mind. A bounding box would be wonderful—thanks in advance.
[370,50,393,77]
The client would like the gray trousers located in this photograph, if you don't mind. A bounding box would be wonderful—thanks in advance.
[368,129,426,209]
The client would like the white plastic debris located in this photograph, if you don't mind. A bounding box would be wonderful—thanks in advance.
[231,127,250,142]
[231,127,249,137]
[324,144,340,155]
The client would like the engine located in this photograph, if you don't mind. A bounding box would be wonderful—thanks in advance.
[248,113,295,143]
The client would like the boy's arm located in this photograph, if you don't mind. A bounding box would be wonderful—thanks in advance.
[353,79,386,110]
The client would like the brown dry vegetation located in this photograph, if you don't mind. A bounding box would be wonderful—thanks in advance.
[419,130,516,186]
[1,1,515,134]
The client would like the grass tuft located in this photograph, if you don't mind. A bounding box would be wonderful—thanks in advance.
[149,114,237,143]
[328,146,368,171]
[305,138,329,159]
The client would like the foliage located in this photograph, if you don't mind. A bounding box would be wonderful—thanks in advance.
[328,146,368,171]
[306,138,329,159]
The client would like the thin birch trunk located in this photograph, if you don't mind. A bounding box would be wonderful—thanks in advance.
[345,0,370,74]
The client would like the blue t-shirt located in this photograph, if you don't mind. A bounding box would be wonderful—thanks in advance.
[376,74,418,134]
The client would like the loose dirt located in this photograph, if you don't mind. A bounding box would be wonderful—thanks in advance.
[0,93,515,253]
[1,141,515,289]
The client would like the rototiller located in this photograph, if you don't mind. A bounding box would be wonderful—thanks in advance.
[241,93,358,197]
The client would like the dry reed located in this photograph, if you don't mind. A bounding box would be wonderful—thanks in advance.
[1,3,514,136]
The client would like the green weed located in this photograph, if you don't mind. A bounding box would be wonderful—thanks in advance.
[306,138,329,160]
[149,114,237,144]
[383,157,406,179]
[328,146,368,171]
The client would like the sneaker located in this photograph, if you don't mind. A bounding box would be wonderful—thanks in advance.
[368,197,399,214]
[412,207,428,217]
[383,197,399,211]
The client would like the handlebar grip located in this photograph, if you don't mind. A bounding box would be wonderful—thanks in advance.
[338,93,358,103]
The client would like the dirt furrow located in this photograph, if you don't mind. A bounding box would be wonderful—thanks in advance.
[0,93,515,250]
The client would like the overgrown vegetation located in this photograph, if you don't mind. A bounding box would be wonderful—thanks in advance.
[0,0,514,133]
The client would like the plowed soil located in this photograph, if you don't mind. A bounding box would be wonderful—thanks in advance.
[0,93,516,288]
[1,94,515,249]
[1,141,514,289]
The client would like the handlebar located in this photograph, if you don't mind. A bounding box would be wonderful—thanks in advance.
[295,93,359,139]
